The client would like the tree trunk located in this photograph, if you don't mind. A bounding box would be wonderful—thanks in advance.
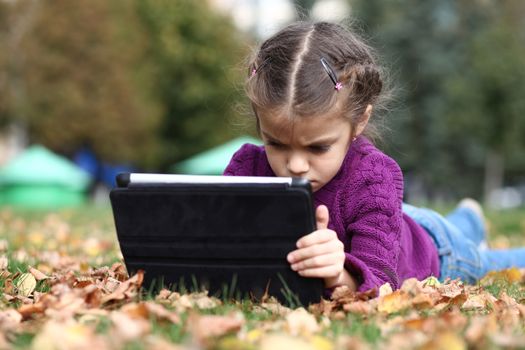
[483,149,504,208]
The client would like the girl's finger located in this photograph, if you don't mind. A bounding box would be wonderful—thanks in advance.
[296,229,337,248]
[290,251,345,271]
[288,238,343,263]
[296,265,342,279]
[316,205,330,230]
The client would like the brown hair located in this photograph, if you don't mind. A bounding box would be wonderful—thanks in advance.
[245,21,388,141]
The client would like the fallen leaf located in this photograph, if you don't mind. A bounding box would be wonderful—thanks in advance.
[101,270,143,304]
[259,333,317,350]
[31,319,108,350]
[0,255,7,270]
[15,273,37,297]
[110,311,151,341]
[480,267,523,285]
[377,290,411,314]
[0,309,22,331]
[311,335,334,350]
[420,331,466,350]
[342,301,373,315]
[285,307,319,337]
[438,281,463,299]
[379,282,393,297]
[29,266,49,281]
[17,303,45,320]
[144,301,180,324]
[188,312,245,346]
[461,292,497,311]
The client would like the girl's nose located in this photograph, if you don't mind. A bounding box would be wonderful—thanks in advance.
[287,152,309,176]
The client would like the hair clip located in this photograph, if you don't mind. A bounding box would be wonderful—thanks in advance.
[320,57,342,90]
[251,57,270,77]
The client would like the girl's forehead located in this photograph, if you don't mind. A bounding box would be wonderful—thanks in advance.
[258,110,351,140]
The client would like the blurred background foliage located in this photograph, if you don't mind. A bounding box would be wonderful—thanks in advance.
[0,0,246,170]
[1,0,524,204]
[349,0,525,203]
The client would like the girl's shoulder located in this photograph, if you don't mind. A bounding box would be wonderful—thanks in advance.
[223,143,273,177]
[345,137,404,200]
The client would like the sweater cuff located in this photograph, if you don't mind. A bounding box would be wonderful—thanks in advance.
[344,253,379,295]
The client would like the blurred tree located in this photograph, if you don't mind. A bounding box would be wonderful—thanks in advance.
[0,0,40,130]
[0,0,246,170]
[351,0,525,202]
[445,0,525,202]
[5,0,161,168]
[135,0,247,169]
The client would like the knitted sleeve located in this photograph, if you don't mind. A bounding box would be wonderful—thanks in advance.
[343,153,404,293]
[223,143,260,176]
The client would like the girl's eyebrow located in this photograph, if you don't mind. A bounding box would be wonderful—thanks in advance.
[261,131,280,141]
[262,130,337,146]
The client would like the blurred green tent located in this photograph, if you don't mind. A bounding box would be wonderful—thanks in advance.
[171,136,262,175]
[0,145,92,208]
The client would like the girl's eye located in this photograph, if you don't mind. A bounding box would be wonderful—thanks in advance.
[266,141,284,149]
[309,145,330,154]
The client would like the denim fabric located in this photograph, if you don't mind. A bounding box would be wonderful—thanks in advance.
[403,203,525,284]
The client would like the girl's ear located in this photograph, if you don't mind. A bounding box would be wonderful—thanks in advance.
[355,104,373,137]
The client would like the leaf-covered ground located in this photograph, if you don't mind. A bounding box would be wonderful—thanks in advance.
[1,206,525,349]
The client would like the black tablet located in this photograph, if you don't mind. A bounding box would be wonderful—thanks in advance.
[109,173,324,306]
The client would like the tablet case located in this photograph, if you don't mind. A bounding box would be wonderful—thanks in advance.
[110,173,324,306]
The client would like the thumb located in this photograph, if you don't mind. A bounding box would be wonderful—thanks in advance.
[316,205,329,230]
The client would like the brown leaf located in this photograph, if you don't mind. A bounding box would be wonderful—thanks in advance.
[308,299,334,317]
[121,302,149,319]
[29,266,49,281]
[17,303,46,320]
[3,279,14,295]
[188,312,244,346]
[377,290,411,314]
[464,315,496,344]
[420,331,467,350]
[411,293,436,310]
[438,281,463,299]
[461,292,497,311]
[342,300,373,315]
[101,270,143,304]
[144,301,180,324]
[110,310,151,341]
[0,309,22,331]
[109,262,128,281]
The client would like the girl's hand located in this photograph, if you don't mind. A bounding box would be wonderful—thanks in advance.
[287,205,353,289]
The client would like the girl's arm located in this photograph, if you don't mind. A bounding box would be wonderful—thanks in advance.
[287,205,358,290]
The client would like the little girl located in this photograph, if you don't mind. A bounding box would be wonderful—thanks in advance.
[224,21,525,293]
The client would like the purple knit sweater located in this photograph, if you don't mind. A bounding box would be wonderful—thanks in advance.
[223,136,440,293]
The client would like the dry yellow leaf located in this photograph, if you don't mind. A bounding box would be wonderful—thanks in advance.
[15,273,37,297]
[259,333,317,350]
[377,290,411,314]
[311,335,334,350]
[421,331,466,350]
[379,282,393,296]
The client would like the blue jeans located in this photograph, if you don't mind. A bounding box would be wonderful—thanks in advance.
[403,203,525,284]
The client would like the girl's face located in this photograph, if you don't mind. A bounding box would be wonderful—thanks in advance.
[258,111,353,192]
